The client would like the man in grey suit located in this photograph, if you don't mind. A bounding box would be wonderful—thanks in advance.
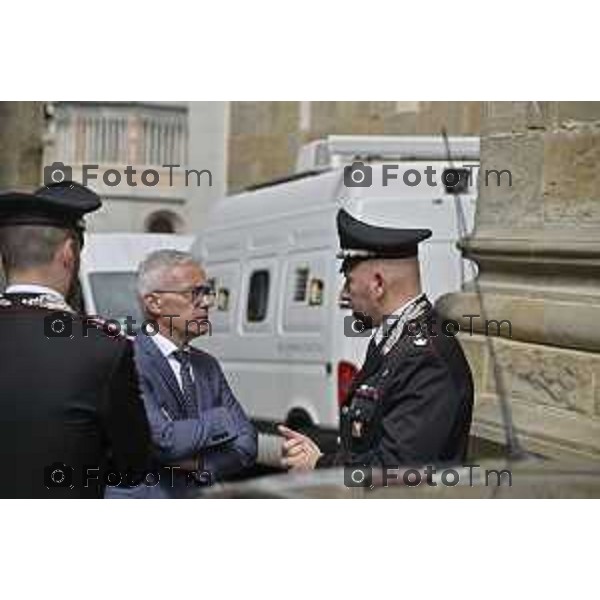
[134,250,256,498]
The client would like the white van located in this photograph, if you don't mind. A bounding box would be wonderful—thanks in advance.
[191,135,480,452]
[80,233,193,323]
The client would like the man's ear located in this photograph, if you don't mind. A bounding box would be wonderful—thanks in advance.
[143,293,161,318]
[56,235,77,271]
[371,269,386,299]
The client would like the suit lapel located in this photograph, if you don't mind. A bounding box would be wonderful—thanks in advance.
[188,350,208,410]
[136,335,186,416]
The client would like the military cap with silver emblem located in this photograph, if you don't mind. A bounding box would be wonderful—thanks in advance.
[336,208,432,273]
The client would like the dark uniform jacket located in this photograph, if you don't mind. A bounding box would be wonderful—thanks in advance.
[0,293,153,498]
[318,296,474,468]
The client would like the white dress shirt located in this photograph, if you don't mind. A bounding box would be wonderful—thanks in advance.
[150,331,195,390]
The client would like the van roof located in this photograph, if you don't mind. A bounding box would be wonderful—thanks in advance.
[206,160,479,231]
[81,233,194,272]
[207,169,345,230]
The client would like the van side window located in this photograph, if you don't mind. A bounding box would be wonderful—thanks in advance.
[217,288,230,311]
[293,266,310,302]
[247,270,270,322]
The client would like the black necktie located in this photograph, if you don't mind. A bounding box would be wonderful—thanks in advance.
[172,349,198,417]
[365,336,380,363]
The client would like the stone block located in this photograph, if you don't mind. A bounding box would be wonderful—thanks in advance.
[227,133,298,192]
[542,130,600,226]
[556,102,600,124]
[481,101,554,135]
[477,131,545,229]
[230,102,299,136]
[485,337,597,416]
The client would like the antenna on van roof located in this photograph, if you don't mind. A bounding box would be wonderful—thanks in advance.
[441,128,526,460]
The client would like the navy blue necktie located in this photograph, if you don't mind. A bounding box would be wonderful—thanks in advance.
[172,348,198,417]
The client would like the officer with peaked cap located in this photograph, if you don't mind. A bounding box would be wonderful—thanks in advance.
[0,181,153,498]
[279,208,474,471]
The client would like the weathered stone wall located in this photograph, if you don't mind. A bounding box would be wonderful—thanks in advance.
[227,101,481,192]
[0,102,45,189]
[438,101,600,461]
[0,102,45,289]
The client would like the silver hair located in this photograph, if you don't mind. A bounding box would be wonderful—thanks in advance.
[136,249,200,296]
[0,225,73,274]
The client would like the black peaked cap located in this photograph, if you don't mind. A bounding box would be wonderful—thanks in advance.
[0,181,101,230]
[336,208,432,260]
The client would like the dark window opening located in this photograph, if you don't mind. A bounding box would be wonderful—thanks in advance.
[247,270,270,323]
[293,267,310,302]
[145,210,183,234]
[147,214,176,233]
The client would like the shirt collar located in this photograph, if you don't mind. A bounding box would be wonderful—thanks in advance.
[150,331,181,359]
[5,284,65,302]
[373,293,426,345]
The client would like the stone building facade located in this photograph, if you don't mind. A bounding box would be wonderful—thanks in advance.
[44,101,189,233]
[226,101,481,192]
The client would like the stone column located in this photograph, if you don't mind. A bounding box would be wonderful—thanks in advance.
[438,101,600,461]
[0,101,45,188]
[0,102,45,289]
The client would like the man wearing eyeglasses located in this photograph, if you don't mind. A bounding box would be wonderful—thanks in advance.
[134,249,257,498]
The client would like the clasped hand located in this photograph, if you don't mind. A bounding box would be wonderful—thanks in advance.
[278,425,323,471]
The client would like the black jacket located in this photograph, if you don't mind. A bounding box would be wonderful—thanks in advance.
[319,298,474,468]
[0,294,153,498]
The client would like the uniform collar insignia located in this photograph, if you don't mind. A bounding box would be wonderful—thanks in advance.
[413,335,428,347]
[0,292,75,314]
[380,294,431,355]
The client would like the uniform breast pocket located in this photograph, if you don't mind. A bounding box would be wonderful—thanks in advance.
[347,384,382,440]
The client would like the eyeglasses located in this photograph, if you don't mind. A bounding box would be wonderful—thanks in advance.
[153,284,216,305]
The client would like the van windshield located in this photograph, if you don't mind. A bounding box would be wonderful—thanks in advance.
[87,271,144,325]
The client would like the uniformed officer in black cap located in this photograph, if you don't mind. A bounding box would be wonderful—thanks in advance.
[0,181,153,498]
[279,208,474,470]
